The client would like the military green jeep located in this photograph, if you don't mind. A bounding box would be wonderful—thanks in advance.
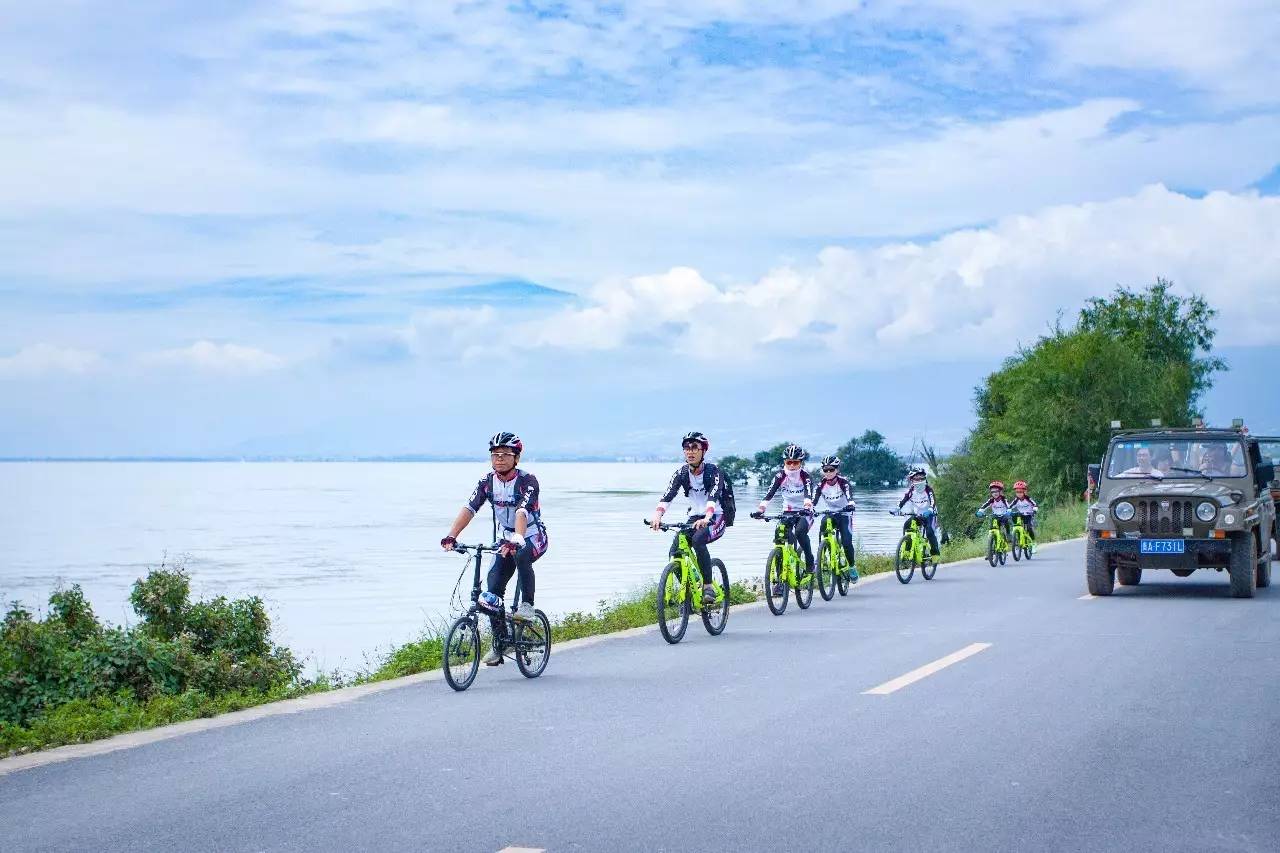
[1085,426,1276,597]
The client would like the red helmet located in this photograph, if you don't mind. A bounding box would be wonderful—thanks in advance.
[989,481,1004,490]
[1013,480,1028,491]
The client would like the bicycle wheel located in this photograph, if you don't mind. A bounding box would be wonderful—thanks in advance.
[1012,541,1023,561]
[836,560,851,596]
[986,533,998,567]
[656,561,689,644]
[998,544,1008,566]
[514,609,551,678]
[894,535,915,584]
[765,547,789,615]
[817,539,836,601]
[1025,540,1035,559]
[443,615,480,692]
[922,554,937,580]
[795,556,815,609]
[701,559,730,636]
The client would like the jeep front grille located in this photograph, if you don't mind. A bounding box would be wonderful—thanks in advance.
[1136,499,1193,535]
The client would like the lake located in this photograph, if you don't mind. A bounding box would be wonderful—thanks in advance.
[0,462,908,671]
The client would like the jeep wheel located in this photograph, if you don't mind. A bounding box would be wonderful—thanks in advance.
[1228,534,1256,599]
[1257,538,1272,589]
[1117,566,1142,586]
[1086,540,1114,596]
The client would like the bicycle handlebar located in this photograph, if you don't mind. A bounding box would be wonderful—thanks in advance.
[450,541,505,554]
[642,518,702,532]
[750,510,810,522]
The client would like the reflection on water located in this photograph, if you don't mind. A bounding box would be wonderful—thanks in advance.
[0,462,907,670]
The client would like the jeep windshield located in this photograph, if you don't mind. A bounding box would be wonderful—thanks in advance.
[1106,437,1247,479]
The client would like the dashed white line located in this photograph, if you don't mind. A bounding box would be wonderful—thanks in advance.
[862,642,993,695]
[1077,594,1095,600]
[498,847,546,853]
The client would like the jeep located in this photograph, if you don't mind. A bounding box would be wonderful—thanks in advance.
[1258,436,1280,555]
[1085,426,1276,597]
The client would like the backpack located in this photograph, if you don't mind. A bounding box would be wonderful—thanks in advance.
[719,474,737,527]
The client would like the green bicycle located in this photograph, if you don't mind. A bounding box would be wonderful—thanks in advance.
[889,509,937,584]
[644,518,730,644]
[751,510,816,615]
[1010,514,1035,561]
[977,509,1010,567]
[815,509,858,600]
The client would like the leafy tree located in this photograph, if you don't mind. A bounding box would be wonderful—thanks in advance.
[716,454,753,485]
[751,442,792,483]
[834,430,908,486]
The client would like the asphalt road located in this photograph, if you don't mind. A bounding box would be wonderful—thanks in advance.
[4,538,1279,853]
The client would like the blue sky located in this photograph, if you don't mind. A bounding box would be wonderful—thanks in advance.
[1,1,1278,457]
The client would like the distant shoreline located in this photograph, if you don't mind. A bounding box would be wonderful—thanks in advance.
[0,456,675,463]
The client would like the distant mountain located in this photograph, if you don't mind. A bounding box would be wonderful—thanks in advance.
[421,280,578,306]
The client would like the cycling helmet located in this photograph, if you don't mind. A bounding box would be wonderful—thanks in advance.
[989,480,1005,490]
[908,466,927,479]
[681,431,710,451]
[488,432,523,454]
[1013,480,1028,490]
[782,444,807,461]
[820,455,840,468]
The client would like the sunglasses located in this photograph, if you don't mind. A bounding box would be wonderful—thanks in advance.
[490,451,516,459]
[822,466,837,473]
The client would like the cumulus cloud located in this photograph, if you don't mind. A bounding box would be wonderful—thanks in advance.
[0,344,102,377]
[143,341,287,374]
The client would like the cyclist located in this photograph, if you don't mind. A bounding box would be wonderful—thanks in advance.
[441,432,547,665]
[1009,480,1039,543]
[976,480,1012,542]
[897,466,941,558]
[757,444,815,594]
[651,431,726,605]
[813,454,858,583]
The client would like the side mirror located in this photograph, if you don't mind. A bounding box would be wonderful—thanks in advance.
[1257,462,1275,489]
[1087,463,1101,485]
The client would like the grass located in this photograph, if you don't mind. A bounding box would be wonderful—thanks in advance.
[3,503,1087,758]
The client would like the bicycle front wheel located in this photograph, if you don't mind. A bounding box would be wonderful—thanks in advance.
[514,609,551,678]
[986,533,998,567]
[701,559,730,636]
[922,554,937,581]
[1012,539,1023,561]
[795,554,815,609]
[656,561,689,644]
[443,615,481,692]
[894,535,915,584]
[765,547,789,615]
[817,539,836,601]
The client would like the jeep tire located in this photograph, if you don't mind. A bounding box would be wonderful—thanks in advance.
[1228,533,1256,599]
[1086,540,1114,596]
[1117,566,1142,586]
[1257,538,1272,589]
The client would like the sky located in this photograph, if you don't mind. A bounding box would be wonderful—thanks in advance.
[1,1,1278,458]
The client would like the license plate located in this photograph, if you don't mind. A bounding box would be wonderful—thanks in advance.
[1140,539,1186,554]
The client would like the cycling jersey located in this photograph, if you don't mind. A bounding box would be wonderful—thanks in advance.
[762,469,814,512]
[658,462,725,519]
[466,469,548,549]
[898,483,936,514]
[1010,495,1039,514]
[813,475,855,514]
[979,494,1011,514]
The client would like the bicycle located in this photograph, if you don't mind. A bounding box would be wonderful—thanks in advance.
[751,510,816,614]
[815,509,858,600]
[889,509,938,584]
[644,518,730,644]
[1010,513,1036,561]
[441,541,551,691]
[977,509,1010,567]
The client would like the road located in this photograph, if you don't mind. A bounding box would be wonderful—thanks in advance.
[4,538,1279,852]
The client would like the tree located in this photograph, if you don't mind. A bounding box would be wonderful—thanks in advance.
[750,443,791,483]
[834,430,907,486]
[717,454,752,485]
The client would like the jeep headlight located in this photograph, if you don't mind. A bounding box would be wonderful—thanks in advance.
[1113,501,1135,521]
[1195,501,1216,522]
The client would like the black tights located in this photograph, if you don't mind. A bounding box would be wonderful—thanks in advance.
[487,542,537,641]
[904,516,941,556]
[781,516,814,570]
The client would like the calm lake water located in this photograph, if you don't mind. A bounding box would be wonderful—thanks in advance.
[0,462,906,671]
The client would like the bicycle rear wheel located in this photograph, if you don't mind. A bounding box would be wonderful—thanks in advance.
[701,559,730,636]
[795,557,815,609]
[817,540,836,601]
[986,533,998,567]
[894,535,915,584]
[514,609,551,678]
[443,615,480,692]
[765,547,789,615]
[656,561,689,644]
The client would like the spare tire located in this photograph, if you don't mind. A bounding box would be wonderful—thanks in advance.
[1171,568,1195,578]
[1117,566,1142,586]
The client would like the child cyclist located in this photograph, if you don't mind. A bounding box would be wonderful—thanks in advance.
[897,466,941,558]
[651,431,727,605]
[1010,480,1039,543]
[976,480,1012,542]
[441,432,548,666]
[757,444,815,593]
[812,454,858,583]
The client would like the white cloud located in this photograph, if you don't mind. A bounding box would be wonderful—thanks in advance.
[0,344,102,377]
[143,341,287,374]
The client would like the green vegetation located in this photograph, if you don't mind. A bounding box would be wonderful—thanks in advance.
[934,280,1223,539]
[1,564,306,757]
[719,431,906,486]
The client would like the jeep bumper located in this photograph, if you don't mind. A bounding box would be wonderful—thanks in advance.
[1094,536,1233,568]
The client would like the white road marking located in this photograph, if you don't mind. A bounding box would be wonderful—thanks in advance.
[862,642,993,695]
[1078,594,1095,600]
[498,847,545,853]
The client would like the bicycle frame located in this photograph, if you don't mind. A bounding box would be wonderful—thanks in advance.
[818,512,854,575]
[770,516,807,586]
[988,514,1010,552]
[455,542,528,648]
[1011,515,1033,548]
[657,523,725,613]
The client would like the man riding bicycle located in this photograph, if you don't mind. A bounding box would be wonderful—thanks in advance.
[897,467,941,557]
[651,431,727,605]
[441,432,547,665]
[758,444,815,594]
[1009,480,1039,543]
[977,480,1012,542]
[813,454,858,583]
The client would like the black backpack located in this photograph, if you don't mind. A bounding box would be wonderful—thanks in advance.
[719,474,737,527]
